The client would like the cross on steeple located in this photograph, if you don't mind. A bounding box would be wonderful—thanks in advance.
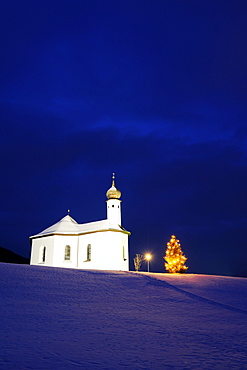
[112,172,115,186]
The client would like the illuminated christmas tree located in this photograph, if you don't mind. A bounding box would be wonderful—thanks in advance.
[164,235,188,273]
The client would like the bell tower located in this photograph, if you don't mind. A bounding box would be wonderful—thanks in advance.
[106,173,122,225]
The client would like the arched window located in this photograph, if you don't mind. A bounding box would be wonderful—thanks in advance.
[39,246,46,263]
[42,246,46,262]
[87,244,91,261]
[123,246,127,261]
[64,245,71,261]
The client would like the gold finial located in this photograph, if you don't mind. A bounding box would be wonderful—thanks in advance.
[106,173,121,199]
[68,209,70,215]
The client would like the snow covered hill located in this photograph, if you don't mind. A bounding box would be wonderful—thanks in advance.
[1,263,247,369]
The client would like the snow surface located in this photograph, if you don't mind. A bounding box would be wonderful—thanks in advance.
[30,215,127,238]
[1,263,247,369]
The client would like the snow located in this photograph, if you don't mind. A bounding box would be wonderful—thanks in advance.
[1,263,247,369]
[30,215,126,238]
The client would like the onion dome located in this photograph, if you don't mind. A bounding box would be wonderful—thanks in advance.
[106,173,121,199]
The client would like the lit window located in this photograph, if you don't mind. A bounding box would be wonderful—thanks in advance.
[87,244,91,261]
[64,245,71,261]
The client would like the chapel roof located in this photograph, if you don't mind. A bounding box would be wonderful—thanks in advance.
[33,215,78,235]
[30,214,130,239]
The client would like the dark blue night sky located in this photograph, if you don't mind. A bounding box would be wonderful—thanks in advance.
[1,1,247,276]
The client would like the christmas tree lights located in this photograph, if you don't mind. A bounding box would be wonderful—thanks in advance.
[164,235,188,273]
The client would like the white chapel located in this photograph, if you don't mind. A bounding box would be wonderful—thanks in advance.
[30,175,130,271]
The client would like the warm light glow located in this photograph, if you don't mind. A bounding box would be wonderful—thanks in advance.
[163,235,188,274]
[145,253,152,260]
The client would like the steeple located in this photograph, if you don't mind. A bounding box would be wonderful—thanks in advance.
[106,173,121,200]
[106,173,122,225]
